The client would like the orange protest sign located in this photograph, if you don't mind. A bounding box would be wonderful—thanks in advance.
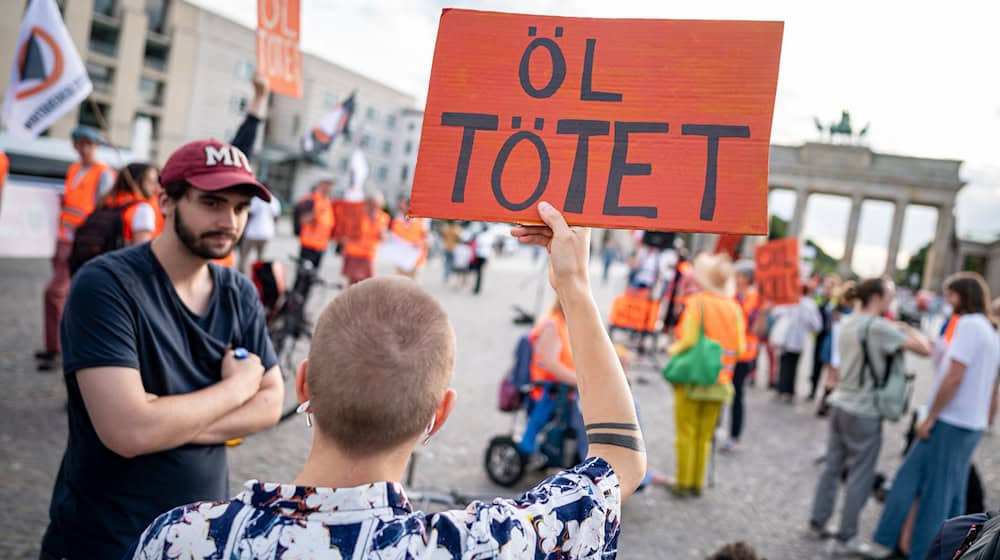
[256,0,302,98]
[410,9,783,233]
[754,238,801,305]
[715,234,743,259]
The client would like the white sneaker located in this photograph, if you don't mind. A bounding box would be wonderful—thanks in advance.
[826,537,874,556]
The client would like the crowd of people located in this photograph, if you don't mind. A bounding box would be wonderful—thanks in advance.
[8,66,998,560]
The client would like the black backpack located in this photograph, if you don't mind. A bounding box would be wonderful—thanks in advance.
[928,511,1000,560]
[69,201,139,276]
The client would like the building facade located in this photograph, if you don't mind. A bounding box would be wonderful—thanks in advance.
[0,0,423,204]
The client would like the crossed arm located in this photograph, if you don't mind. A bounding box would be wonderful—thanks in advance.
[78,366,283,458]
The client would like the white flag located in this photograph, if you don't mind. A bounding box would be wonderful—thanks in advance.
[344,148,368,202]
[2,0,93,139]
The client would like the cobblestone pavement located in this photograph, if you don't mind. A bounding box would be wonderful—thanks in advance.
[1,225,997,559]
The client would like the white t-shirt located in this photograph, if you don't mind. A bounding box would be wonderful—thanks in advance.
[931,313,1000,430]
[130,202,156,235]
[243,196,282,241]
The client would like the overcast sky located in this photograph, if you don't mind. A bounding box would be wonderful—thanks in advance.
[193,0,1000,275]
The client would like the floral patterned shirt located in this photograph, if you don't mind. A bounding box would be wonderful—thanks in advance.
[129,457,620,559]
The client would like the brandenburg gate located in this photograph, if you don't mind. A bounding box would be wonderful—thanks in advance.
[768,141,964,289]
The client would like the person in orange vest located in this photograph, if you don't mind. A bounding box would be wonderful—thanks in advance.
[390,197,428,279]
[667,253,745,497]
[37,126,116,371]
[517,298,587,462]
[100,163,163,245]
[341,191,390,285]
[722,260,763,452]
[0,149,9,216]
[297,179,336,269]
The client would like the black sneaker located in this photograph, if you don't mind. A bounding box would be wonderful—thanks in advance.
[34,350,59,361]
[37,358,58,372]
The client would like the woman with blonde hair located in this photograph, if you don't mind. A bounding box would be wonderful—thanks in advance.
[668,252,745,496]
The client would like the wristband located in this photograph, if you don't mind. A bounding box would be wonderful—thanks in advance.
[233,347,249,360]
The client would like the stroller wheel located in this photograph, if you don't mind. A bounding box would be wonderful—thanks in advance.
[484,436,526,487]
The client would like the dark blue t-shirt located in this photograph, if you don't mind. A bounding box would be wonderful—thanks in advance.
[41,243,277,559]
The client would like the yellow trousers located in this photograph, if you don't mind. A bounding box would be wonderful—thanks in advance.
[674,385,722,490]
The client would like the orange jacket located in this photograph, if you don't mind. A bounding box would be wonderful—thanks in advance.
[736,288,761,362]
[60,162,115,241]
[299,192,335,251]
[528,310,575,400]
[344,209,390,259]
[674,292,745,384]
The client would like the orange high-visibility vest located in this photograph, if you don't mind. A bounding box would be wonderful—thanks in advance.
[0,151,8,203]
[680,292,744,384]
[736,288,761,362]
[943,314,959,343]
[213,252,235,268]
[103,190,165,243]
[391,216,428,266]
[60,162,115,240]
[528,310,575,400]
[344,210,390,259]
[299,192,335,251]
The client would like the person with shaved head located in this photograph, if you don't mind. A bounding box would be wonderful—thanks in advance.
[131,202,646,559]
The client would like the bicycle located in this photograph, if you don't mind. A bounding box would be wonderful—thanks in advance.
[267,256,340,421]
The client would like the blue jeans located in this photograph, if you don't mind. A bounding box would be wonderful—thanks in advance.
[517,392,586,463]
[873,420,982,560]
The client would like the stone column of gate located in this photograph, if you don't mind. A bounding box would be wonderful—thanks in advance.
[923,204,955,291]
[840,194,864,278]
[884,197,909,278]
[788,187,810,238]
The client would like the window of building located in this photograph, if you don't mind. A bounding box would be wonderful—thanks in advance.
[93,0,116,17]
[89,20,120,56]
[138,78,164,106]
[146,0,170,34]
[144,40,169,71]
[291,115,301,135]
[360,134,371,148]
[382,140,392,156]
[235,61,254,80]
[340,158,350,172]
[400,164,409,182]
[78,99,109,129]
[229,96,248,115]
[86,61,114,95]
[377,166,388,182]
[404,140,413,155]
[366,106,377,121]
[386,114,397,129]
[136,112,161,140]
[408,122,416,131]
[323,92,338,110]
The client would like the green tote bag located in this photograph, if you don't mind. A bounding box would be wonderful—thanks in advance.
[662,299,724,386]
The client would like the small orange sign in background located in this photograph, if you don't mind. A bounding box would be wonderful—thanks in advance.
[755,237,800,305]
[410,9,783,233]
[256,0,302,98]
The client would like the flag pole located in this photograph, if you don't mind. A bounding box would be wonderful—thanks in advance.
[86,97,140,198]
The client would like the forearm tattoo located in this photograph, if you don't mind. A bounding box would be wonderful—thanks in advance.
[585,422,644,451]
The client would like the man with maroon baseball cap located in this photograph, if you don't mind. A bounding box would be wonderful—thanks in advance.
[41,139,283,559]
